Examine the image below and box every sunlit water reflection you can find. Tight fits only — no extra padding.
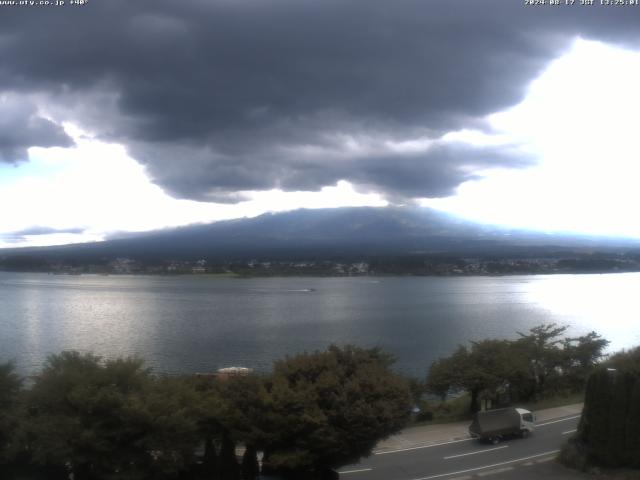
[0,272,638,377]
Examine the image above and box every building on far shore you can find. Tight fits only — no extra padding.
[195,366,253,381]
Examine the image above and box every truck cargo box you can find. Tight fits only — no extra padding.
[469,407,534,443]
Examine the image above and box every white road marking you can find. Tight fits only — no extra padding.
[536,415,581,427]
[409,450,561,480]
[562,429,577,435]
[477,466,514,476]
[375,438,473,455]
[444,445,508,460]
[338,468,373,474]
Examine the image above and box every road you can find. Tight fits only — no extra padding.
[338,414,581,480]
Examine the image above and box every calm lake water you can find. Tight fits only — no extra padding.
[1,272,639,377]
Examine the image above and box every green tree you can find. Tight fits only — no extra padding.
[23,351,204,480]
[25,352,150,479]
[216,375,270,480]
[515,323,568,399]
[607,346,640,373]
[425,348,466,401]
[560,331,610,392]
[261,345,411,478]
[134,375,202,479]
[427,324,608,410]
[406,377,426,407]
[189,375,226,480]
[426,340,525,413]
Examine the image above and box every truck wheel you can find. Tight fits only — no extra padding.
[521,429,529,439]
[490,436,500,445]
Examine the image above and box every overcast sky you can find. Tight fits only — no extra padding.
[1,0,640,247]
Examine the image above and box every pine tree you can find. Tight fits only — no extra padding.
[577,356,640,468]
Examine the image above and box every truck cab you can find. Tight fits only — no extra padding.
[514,407,536,438]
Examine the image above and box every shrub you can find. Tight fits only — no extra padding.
[415,410,434,422]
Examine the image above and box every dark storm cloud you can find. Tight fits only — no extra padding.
[1,0,638,200]
[0,97,73,163]
[344,143,533,203]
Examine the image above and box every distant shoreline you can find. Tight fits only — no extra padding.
[2,269,640,278]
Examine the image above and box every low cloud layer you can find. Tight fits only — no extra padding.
[1,1,639,201]
[0,226,85,244]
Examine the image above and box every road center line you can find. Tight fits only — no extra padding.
[562,429,578,435]
[536,415,581,427]
[444,445,508,460]
[338,468,373,474]
[375,438,473,455]
[409,449,561,480]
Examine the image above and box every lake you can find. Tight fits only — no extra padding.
[1,272,639,378]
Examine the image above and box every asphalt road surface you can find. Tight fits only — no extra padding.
[339,414,581,480]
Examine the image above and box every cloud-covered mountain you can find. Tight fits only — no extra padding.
[3,207,639,261]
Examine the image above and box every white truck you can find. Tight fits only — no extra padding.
[469,407,535,444]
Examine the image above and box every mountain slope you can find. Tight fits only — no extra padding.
[2,207,639,261]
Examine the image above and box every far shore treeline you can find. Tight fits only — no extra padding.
[0,325,623,480]
[4,250,640,277]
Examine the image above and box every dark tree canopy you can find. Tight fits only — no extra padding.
[262,345,411,475]
[23,352,201,480]
[0,346,413,479]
